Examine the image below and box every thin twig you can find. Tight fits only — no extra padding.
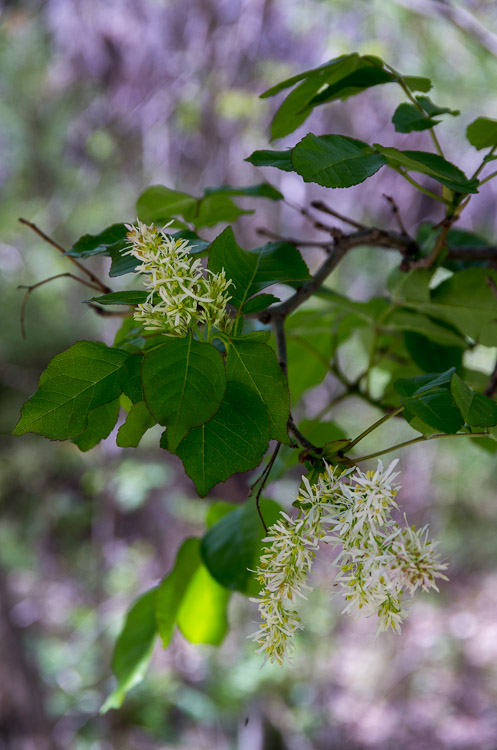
[311,200,367,230]
[18,217,112,293]
[383,194,408,235]
[87,303,130,318]
[272,315,288,375]
[18,273,102,338]
[287,417,321,453]
[354,431,490,463]
[250,442,282,532]
[256,227,334,249]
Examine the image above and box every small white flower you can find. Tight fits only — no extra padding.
[250,459,448,664]
[125,220,233,337]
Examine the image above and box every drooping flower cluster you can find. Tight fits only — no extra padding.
[251,460,447,665]
[125,221,233,337]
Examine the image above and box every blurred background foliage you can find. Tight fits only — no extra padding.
[2,0,497,748]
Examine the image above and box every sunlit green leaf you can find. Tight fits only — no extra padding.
[155,538,201,648]
[117,401,156,448]
[292,134,386,188]
[177,564,231,645]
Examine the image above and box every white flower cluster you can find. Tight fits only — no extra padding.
[125,221,233,337]
[251,460,447,665]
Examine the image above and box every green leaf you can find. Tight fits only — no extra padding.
[155,538,201,648]
[286,309,336,402]
[411,268,497,343]
[308,63,394,107]
[88,291,149,306]
[72,398,120,451]
[260,53,360,98]
[226,341,290,443]
[120,354,144,403]
[267,55,362,139]
[201,498,281,596]
[173,381,270,496]
[245,149,294,172]
[374,145,479,194]
[208,227,310,309]
[101,588,157,712]
[203,183,283,201]
[142,338,227,453]
[415,96,459,118]
[14,342,128,440]
[194,192,253,229]
[171,230,210,256]
[116,401,156,448]
[64,223,137,277]
[387,310,466,347]
[403,76,432,93]
[242,294,280,314]
[450,373,497,427]
[403,389,463,433]
[394,368,456,398]
[177,564,231,645]
[404,332,463,374]
[137,185,197,223]
[392,103,439,133]
[292,134,387,188]
[466,117,497,150]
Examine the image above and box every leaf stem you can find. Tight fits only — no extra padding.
[395,168,450,204]
[347,406,405,450]
[353,431,490,463]
[478,169,497,187]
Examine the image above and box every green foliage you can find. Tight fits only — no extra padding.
[142,338,227,452]
[14,49,497,706]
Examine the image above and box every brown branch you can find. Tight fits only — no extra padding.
[18,273,102,338]
[287,417,320,453]
[271,315,288,376]
[87,303,130,318]
[256,227,334,250]
[383,194,408,236]
[19,218,112,293]
[311,200,367,230]
[249,442,282,533]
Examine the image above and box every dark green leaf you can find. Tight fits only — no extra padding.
[120,354,144,403]
[173,381,270,496]
[260,53,360,98]
[394,368,456,398]
[268,55,362,139]
[101,588,157,712]
[117,401,156,448]
[142,338,226,452]
[72,398,120,452]
[415,96,459,118]
[226,341,290,443]
[208,227,310,309]
[392,103,439,133]
[177,563,231,645]
[203,183,283,201]
[286,309,336,402]
[64,224,137,277]
[309,64,394,107]
[14,342,128,440]
[242,294,280,314]
[170,230,210,255]
[201,498,281,595]
[466,117,497,150]
[403,389,463,433]
[155,538,201,648]
[292,134,387,188]
[245,149,294,172]
[88,291,149,306]
[374,145,479,193]
[450,373,497,427]
[404,332,463,374]
[387,310,466,347]
[136,185,197,223]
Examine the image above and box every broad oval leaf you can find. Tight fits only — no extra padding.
[137,185,197,223]
[116,401,156,448]
[450,373,497,427]
[101,588,157,712]
[402,388,463,434]
[177,563,231,645]
[72,398,120,452]
[201,498,281,595]
[245,149,293,172]
[173,381,270,496]
[374,145,479,194]
[292,134,387,188]
[392,103,439,133]
[226,340,290,443]
[155,538,201,648]
[14,342,128,440]
[142,338,227,453]
[466,117,497,150]
[208,227,310,310]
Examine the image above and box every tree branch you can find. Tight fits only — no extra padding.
[19,218,112,294]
